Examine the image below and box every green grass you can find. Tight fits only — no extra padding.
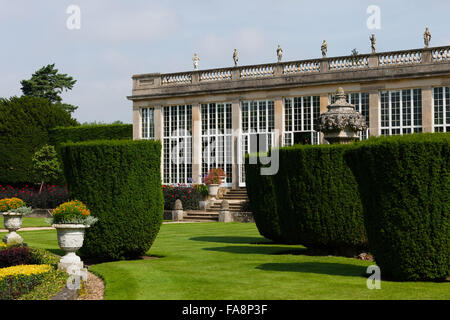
[0,217,49,228]
[4,223,449,300]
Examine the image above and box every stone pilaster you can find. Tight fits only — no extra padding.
[369,91,380,137]
[191,104,202,184]
[154,106,163,141]
[274,98,283,147]
[319,94,329,143]
[422,86,433,133]
[132,105,141,140]
[231,100,241,189]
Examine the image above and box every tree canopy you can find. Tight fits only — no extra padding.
[20,64,78,114]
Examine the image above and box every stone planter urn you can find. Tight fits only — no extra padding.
[207,184,220,199]
[53,224,88,272]
[2,212,24,245]
[317,87,368,144]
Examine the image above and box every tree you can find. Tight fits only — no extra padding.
[20,64,78,114]
[0,96,78,184]
[32,145,63,193]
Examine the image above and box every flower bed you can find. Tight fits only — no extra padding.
[0,244,67,300]
[162,184,207,210]
[0,264,52,300]
[0,184,68,209]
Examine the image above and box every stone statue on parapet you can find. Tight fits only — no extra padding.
[233,49,238,67]
[370,34,376,54]
[424,27,431,48]
[193,53,199,70]
[321,40,328,58]
[277,45,283,62]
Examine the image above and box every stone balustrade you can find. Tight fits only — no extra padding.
[328,55,369,71]
[240,64,274,79]
[432,47,450,62]
[131,45,450,92]
[282,59,321,74]
[378,49,422,66]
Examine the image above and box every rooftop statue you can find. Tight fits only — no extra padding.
[424,27,431,48]
[370,34,376,54]
[233,49,238,67]
[321,40,328,58]
[193,53,199,70]
[277,45,283,62]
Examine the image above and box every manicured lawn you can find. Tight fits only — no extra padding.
[3,223,449,300]
[1,217,49,228]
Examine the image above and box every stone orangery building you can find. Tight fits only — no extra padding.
[128,38,450,189]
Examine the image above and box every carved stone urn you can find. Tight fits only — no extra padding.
[2,212,24,245]
[318,88,368,144]
[207,184,220,199]
[53,224,88,272]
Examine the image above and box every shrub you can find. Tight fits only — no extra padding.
[0,264,52,300]
[245,144,367,253]
[60,139,164,260]
[245,157,283,242]
[49,124,132,146]
[32,145,63,190]
[0,246,31,268]
[0,96,77,184]
[162,185,204,210]
[28,248,61,268]
[346,133,450,281]
[0,184,68,209]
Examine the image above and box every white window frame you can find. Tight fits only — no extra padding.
[141,108,155,140]
[433,87,450,132]
[283,96,321,146]
[162,105,192,185]
[201,103,233,186]
[380,89,422,136]
[239,100,275,187]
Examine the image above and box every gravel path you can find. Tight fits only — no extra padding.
[77,271,105,300]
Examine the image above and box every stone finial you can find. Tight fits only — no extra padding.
[321,40,328,58]
[174,199,183,210]
[370,34,376,54]
[220,200,229,210]
[424,27,431,48]
[233,49,238,67]
[277,45,283,63]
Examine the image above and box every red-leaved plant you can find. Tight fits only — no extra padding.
[203,168,226,185]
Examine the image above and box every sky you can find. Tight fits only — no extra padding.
[0,0,449,124]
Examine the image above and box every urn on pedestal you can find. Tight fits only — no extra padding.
[317,88,368,144]
[0,198,32,245]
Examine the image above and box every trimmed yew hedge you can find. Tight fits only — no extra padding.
[60,139,163,260]
[246,145,367,253]
[245,156,283,243]
[346,133,449,281]
[50,124,132,146]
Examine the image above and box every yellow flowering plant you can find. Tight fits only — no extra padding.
[0,264,52,280]
[0,198,26,212]
[48,200,98,226]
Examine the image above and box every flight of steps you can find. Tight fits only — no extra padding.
[183,188,248,222]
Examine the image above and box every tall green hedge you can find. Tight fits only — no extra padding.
[245,144,367,253]
[49,124,132,146]
[60,139,163,260]
[0,96,78,184]
[346,133,449,281]
[245,156,283,243]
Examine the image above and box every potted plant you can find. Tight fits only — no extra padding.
[46,200,98,272]
[204,168,226,199]
[194,184,209,210]
[0,198,32,245]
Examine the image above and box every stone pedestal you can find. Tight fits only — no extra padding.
[53,224,87,273]
[172,199,184,221]
[218,200,233,223]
